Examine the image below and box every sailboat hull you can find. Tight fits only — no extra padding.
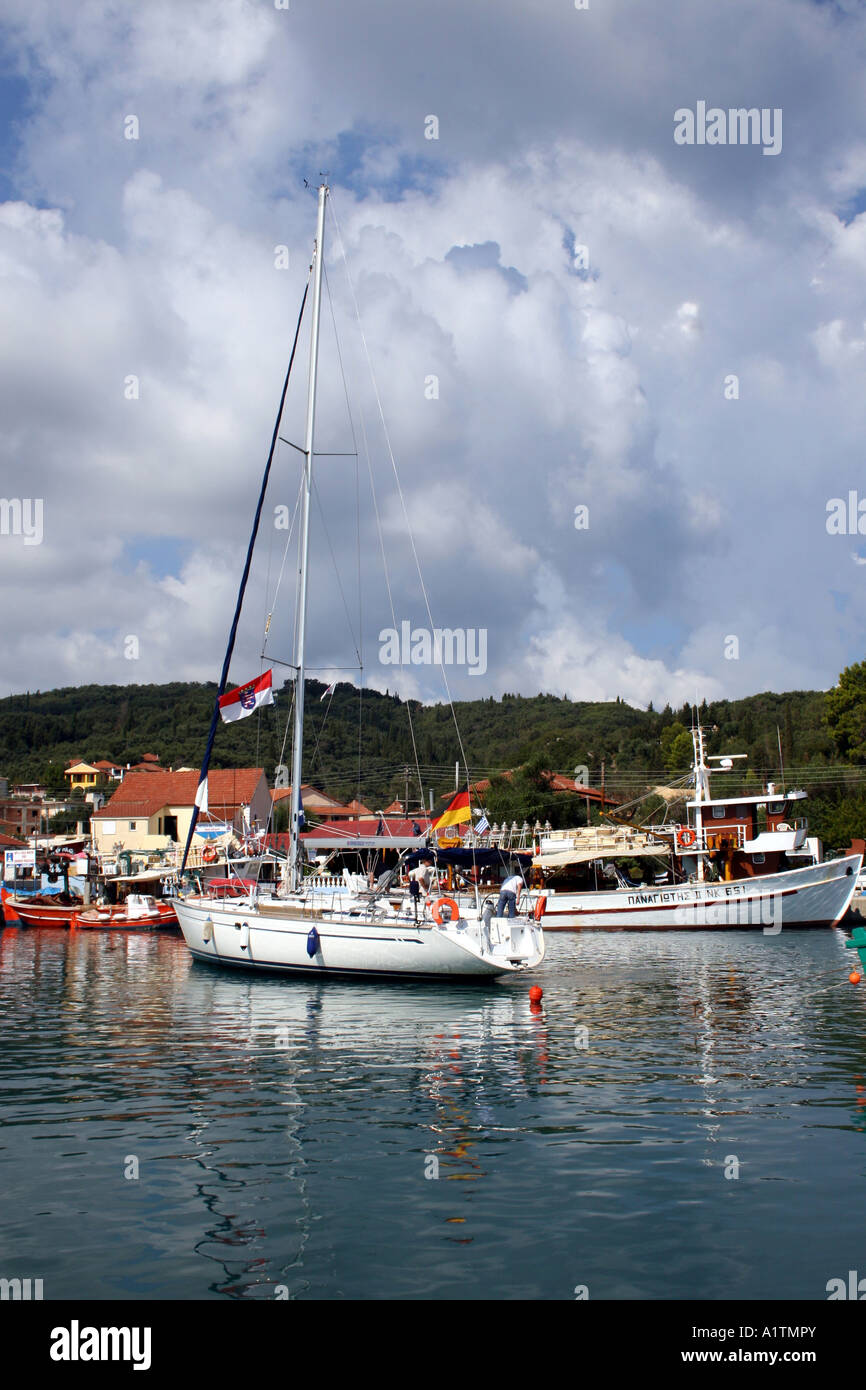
[174,896,545,979]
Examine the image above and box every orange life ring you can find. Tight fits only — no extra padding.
[534,895,547,921]
[202,846,218,863]
[677,828,696,849]
[432,896,459,926]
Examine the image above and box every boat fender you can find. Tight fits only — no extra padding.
[432,897,459,926]
[306,926,320,958]
[677,828,696,849]
[202,917,214,943]
[534,895,547,921]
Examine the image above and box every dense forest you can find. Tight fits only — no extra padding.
[2,666,866,848]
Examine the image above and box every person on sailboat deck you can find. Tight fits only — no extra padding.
[409,858,434,919]
[496,871,523,918]
[409,859,434,892]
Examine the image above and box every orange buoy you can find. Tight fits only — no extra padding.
[529,985,543,1003]
[851,972,861,985]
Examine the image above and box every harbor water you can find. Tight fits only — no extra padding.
[2,925,865,1301]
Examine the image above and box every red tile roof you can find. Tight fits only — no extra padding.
[270,783,345,806]
[470,770,618,804]
[92,768,266,819]
[269,787,377,817]
[300,815,431,839]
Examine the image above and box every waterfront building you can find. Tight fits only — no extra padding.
[90,767,270,853]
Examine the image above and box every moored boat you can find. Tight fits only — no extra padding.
[1,888,83,928]
[71,894,178,930]
[174,184,545,981]
[533,725,862,931]
[174,892,542,978]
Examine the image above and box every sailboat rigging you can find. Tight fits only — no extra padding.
[174,183,545,980]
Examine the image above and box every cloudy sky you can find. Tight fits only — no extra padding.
[1,0,866,709]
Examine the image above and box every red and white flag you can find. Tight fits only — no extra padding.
[218,670,274,724]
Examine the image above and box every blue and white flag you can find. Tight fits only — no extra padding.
[474,814,490,836]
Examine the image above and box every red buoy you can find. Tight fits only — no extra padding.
[529,985,543,1003]
[851,972,861,985]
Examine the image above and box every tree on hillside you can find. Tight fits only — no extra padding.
[825,662,866,763]
[660,722,693,772]
[41,761,67,796]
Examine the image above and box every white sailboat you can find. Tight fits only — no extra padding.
[174,184,544,980]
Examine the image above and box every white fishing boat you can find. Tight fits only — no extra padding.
[534,725,861,931]
[174,184,544,980]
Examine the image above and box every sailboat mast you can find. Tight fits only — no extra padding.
[290,182,328,892]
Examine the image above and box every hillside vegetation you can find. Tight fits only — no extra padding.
[1,667,865,847]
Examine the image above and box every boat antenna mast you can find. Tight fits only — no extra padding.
[289,182,329,893]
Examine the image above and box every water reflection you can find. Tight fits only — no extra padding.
[3,926,866,1298]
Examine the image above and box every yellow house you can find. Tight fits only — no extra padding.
[90,767,270,853]
[65,762,100,791]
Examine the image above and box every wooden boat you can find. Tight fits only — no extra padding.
[71,894,178,930]
[1,888,83,928]
[533,726,862,930]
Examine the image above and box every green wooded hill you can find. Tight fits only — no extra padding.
[2,674,866,845]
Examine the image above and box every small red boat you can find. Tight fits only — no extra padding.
[1,888,83,928]
[71,895,178,930]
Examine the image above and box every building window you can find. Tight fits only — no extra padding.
[129,822,137,830]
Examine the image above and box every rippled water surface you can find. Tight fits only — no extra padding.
[2,925,866,1300]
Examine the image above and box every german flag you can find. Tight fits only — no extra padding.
[432,789,472,831]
